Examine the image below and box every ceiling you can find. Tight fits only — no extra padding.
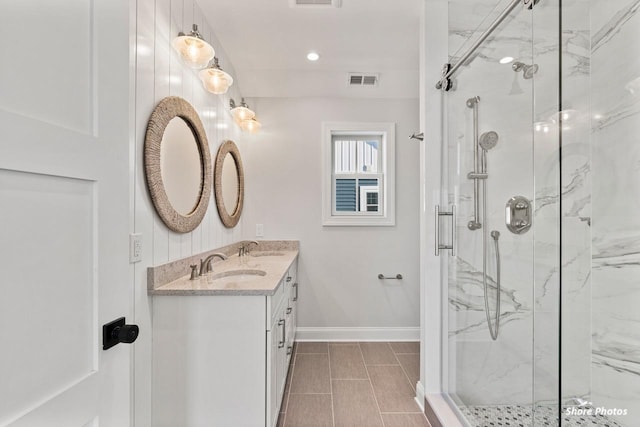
[201,0,422,99]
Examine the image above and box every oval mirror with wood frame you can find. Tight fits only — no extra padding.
[144,96,212,233]
[214,140,244,228]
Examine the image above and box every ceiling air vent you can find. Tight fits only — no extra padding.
[290,0,342,7]
[348,73,379,87]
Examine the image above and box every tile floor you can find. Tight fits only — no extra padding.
[277,342,430,427]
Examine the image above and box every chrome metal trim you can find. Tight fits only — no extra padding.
[435,205,440,256]
[467,97,482,230]
[409,132,424,141]
[278,319,286,348]
[506,196,532,234]
[377,274,403,280]
[435,205,455,256]
[466,172,488,179]
[435,0,525,90]
[451,205,456,257]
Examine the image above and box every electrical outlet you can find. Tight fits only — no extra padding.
[129,233,142,263]
[256,224,264,238]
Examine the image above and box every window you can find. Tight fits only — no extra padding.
[322,122,395,226]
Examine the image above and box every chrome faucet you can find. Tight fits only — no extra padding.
[239,240,259,257]
[246,240,259,254]
[199,252,227,276]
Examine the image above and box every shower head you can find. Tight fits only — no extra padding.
[512,61,539,79]
[479,131,499,151]
[523,64,538,79]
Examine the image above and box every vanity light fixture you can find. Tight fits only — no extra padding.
[240,117,262,134]
[229,98,255,122]
[171,24,215,69]
[199,57,234,94]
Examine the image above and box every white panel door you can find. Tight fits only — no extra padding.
[0,1,132,426]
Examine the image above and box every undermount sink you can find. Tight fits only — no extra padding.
[210,269,267,282]
[250,251,285,257]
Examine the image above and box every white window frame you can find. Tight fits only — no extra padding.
[321,122,396,226]
[360,185,380,212]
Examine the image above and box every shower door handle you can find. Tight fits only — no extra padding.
[435,205,456,256]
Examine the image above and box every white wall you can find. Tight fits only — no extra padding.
[241,97,420,338]
[133,0,247,425]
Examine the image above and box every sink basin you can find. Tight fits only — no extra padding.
[210,269,266,283]
[250,251,285,257]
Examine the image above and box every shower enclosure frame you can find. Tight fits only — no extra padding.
[419,0,565,426]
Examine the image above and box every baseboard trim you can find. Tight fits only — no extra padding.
[295,327,420,342]
[415,381,426,411]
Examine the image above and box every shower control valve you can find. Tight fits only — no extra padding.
[506,196,532,235]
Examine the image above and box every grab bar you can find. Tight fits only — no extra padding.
[378,274,403,280]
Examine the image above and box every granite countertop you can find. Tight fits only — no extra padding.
[149,248,298,296]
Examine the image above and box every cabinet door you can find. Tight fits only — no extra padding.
[276,309,288,398]
[267,323,279,427]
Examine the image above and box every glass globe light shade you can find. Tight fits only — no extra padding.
[231,98,255,122]
[171,24,215,69]
[240,118,262,134]
[199,58,234,94]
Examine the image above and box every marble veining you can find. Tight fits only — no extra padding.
[535,162,590,215]
[442,1,640,421]
[590,0,640,420]
[593,97,640,131]
[592,0,640,53]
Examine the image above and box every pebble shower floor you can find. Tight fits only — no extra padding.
[460,405,623,427]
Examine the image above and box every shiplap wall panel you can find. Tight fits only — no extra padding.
[134,0,247,425]
[153,0,171,264]
[133,0,157,426]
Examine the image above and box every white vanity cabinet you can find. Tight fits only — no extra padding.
[152,256,298,427]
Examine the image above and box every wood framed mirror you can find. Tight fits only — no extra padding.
[144,96,212,233]
[214,140,244,228]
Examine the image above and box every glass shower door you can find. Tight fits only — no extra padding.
[438,0,561,425]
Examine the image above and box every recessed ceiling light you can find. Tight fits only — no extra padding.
[499,56,514,64]
[307,52,320,61]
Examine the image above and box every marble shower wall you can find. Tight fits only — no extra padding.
[590,0,640,423]
[446,0,537,406]
[443,0,640,423]
[558,0,593,407]
[444,0,592,409]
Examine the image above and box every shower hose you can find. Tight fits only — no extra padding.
[482,178,501,341]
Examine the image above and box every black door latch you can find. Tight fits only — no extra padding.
[103,317,139,350]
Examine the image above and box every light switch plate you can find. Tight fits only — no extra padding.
[256,224,264,238]
[129,233,142,263]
